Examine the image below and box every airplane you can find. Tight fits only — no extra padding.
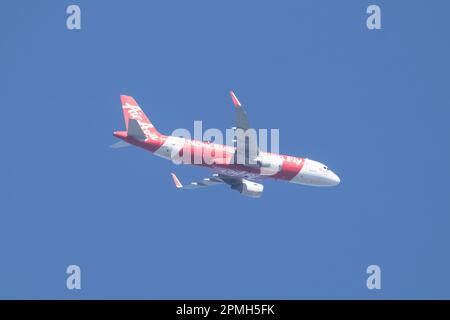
[112,92,340,198]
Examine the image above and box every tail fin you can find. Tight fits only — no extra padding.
[120,95,161,139]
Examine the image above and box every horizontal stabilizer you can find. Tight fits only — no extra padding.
[109,140,131,149]
[127,119,146,141]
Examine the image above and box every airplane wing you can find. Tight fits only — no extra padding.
[171,172,264,198]
[171,173,224,190]
[230,91,251,131]
[229,91,259,165]
[170,172,247,189]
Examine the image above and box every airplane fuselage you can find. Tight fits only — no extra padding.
[113,131,340,187]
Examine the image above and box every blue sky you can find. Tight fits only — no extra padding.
[1,0,449,299]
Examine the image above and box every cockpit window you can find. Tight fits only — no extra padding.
[323,166,328,170]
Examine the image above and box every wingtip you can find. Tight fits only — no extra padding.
[171,173,183,189]
[229,91,242,108]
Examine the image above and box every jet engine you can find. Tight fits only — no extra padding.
[231,179,264,198]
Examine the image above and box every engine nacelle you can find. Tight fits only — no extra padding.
[231,179,264,198]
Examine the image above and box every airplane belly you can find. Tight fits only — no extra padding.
[212,165,262,181]
[290,170,308,185]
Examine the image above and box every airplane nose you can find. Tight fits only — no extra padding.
[331,171,340,186]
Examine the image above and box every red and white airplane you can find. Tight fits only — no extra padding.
[112,92,340,198]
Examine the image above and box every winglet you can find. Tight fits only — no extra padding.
[171,173,183,189]
[230,91,242,108]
